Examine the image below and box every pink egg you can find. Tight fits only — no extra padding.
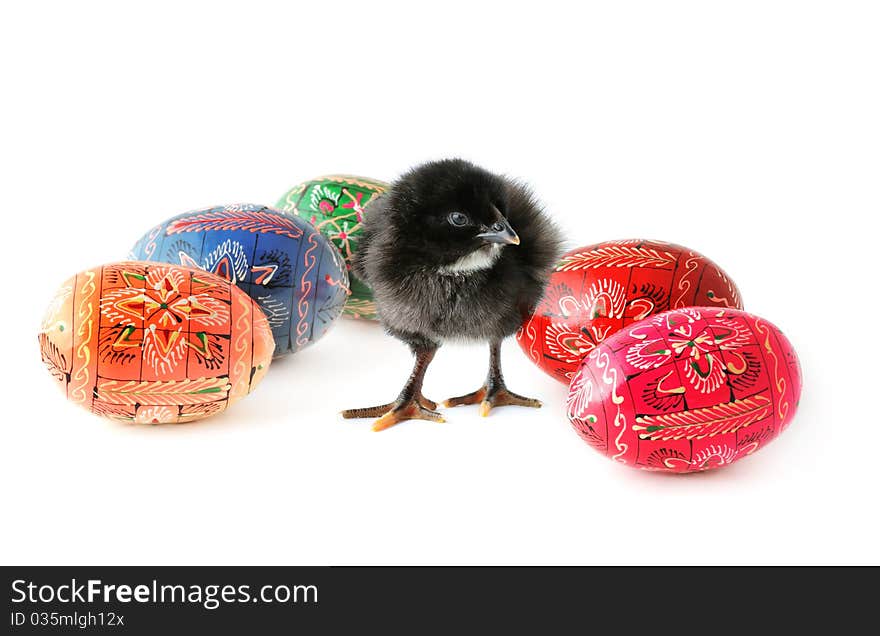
[566,307,801,472]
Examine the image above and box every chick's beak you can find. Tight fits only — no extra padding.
[477,219,520,245]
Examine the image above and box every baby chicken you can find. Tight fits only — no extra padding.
[342,159,563,431]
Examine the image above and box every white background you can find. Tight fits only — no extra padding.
[1,1,876,565]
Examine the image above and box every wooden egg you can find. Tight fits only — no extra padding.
[518,239,743,383]
[566,307,802,472]
[38,261,274,424]
[129,203,348,356]
[276,175,388,321]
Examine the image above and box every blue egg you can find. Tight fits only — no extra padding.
[129,203,348,356]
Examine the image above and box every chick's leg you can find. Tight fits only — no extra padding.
[443,340,542,417]
[341,346,443,431]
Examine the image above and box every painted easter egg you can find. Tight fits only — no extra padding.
[276,175,389,321]
[518,239,743,383]
[38,261,275,424]
[129,203,348,356]
[566,307,801,472]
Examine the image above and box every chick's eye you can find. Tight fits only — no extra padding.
[448,212,469,227]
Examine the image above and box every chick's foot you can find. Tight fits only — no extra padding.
[443,383,542,417]
[374,399,445,432]
[341,394,443,432]
[341,392,438,419]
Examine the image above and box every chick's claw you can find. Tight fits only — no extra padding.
[341,394,444,432]
[443,385,542,417]
[372,400,445,432]
[340,403,395,419]
[479,388,542,417]
[443,387,488,408]
[341,392,438,421]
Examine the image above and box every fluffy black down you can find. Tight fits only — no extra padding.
[353,159,564,350]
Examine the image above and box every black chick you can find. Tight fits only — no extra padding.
[341,159,564,431]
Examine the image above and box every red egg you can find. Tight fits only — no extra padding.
[566,307,802,472]
[518,239,743,383]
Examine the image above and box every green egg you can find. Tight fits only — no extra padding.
[277,175,388,321]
